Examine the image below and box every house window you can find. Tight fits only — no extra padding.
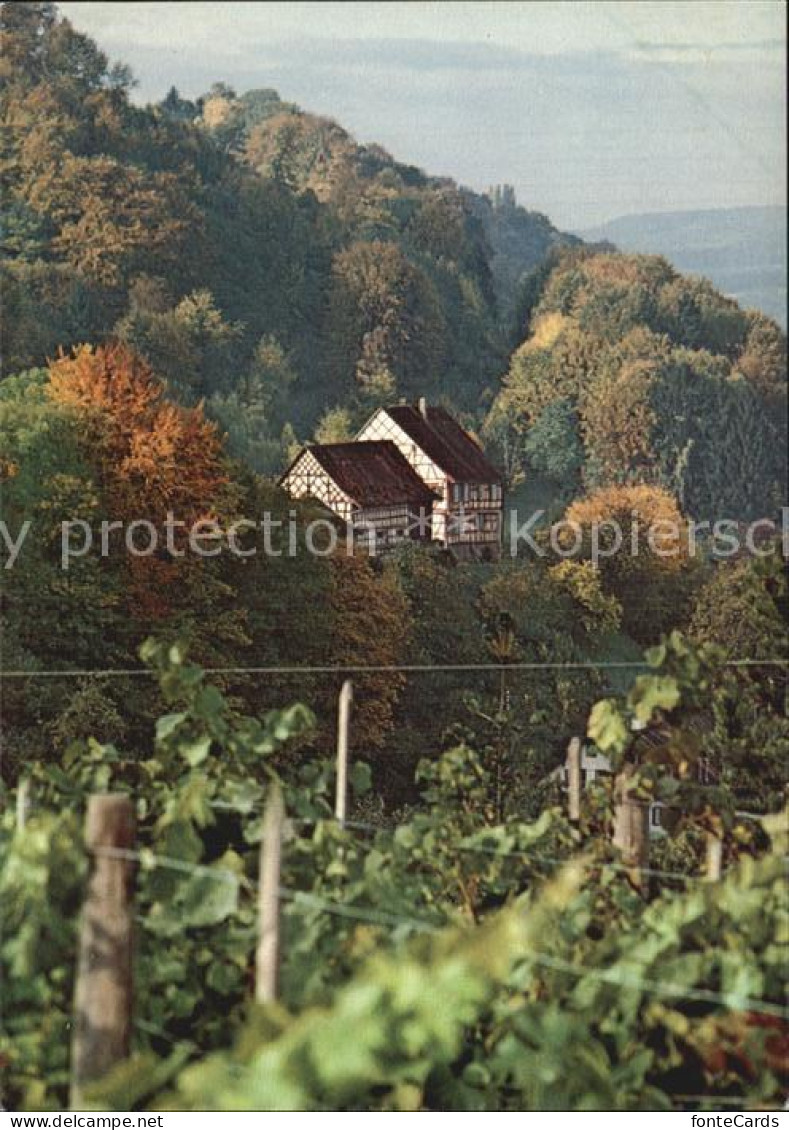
[650,806,662,828]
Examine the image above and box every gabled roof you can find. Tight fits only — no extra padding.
[385,404,502,484]
[289,441,438,509]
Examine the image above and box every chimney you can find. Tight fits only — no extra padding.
[418,396,428,419]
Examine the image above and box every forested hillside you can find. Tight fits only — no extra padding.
[581,207,787,329]
[2,0,787,793]
[3,5,784,505]
[485,249,787,523]
[0,3,575,475]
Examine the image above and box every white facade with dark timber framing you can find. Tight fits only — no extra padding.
[279,441,437,553]
[356,399,503,558]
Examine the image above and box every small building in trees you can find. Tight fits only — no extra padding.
[280,441,437,552]
[552,726,720,839]
[551,745,670,837]
[356,400,503,558]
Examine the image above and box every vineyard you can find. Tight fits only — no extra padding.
[2,634,787,1112]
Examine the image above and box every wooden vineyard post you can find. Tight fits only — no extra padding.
[567,737,582,823]
[705,833,723,882]
[256,783,284,1005]
[16,777,31,831]
[611,765,649,892]
[70,794,136,1109]
[335,679,353,827]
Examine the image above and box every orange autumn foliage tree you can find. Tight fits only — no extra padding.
[48,342,227,523]
[48,342,230,617]
[560,484,696,644]
[564,484,690,563]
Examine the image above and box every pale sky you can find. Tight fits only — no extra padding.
[59,1,786,229]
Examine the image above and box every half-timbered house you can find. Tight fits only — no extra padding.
[356,399,503,558]
[279,441,437,552]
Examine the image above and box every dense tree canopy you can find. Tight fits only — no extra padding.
[0,346,412,779]
[486,251,787,524]
[0,2,573,437]
[560,484,698,643]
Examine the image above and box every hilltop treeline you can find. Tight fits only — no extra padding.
[0,1,576,475]
[485,250,787,522]
[3,4,784,521]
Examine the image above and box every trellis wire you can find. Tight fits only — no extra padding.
[278,885,441,933]
[1,658,786,678]
[134,1017,197,1051]
[528,952,789,1020]
[214,807,771,885]
[93,844,789,1020]
[326,821,700,884]
[97,845,436,929]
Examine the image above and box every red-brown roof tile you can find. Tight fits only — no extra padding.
[305,441,438,508]
[386,404,501,483]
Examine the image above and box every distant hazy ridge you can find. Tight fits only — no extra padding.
[580,206,786,328]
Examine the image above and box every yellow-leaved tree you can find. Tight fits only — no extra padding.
[560,484,697,644]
